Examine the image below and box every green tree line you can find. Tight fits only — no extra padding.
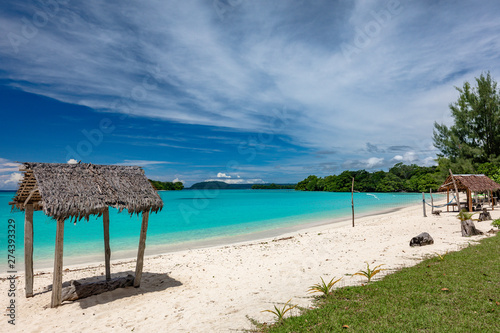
[295,163,442,193]
[149,180,184,191]
[252,183,296,189]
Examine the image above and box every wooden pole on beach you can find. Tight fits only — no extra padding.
[422,192,427,217]
[51,218,65,308]
[103,207,111,281]
[447,189,450,212]
[449,169,460,211]
[24,204,34,298]
[351,177,355,227]
[134,210,149,288]
[430,189,434,214]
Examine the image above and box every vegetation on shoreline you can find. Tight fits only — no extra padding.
[149,179,184,191]
[252,184,296,190]
[254,234,500,332]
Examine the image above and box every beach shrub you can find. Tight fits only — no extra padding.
[353,263,385,283]
[492,218,500,229]
[262,299,297,323]
[456,209,478,222]
[308,277,342,297]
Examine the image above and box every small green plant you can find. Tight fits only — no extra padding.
[456,209,478,222]
[353,262,385,283]
[434,251,449,261]
[492,218,500,229]
[262,299,297,322]
[308,276,342,296]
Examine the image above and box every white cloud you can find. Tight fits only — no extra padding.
[67,159,78,164]
[366,157,384,168]
[5,172,22,184]
[173,177,184,184]
[217,172,231,178]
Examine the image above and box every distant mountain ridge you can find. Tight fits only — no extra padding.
[188,181,296,190]
[188,181,254,189]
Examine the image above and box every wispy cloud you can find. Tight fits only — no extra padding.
[115,160,176,167]
[0,1,498,184]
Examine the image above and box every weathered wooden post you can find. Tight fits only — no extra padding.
[430,189,434,215]
[351,177,355,227]
[449,169,460,211]
[24,203,34,298]
[51,218,65,308]
[134,210,149,288]
[422,192,427,217]
[103,207,111,281]
[447,189,450,212]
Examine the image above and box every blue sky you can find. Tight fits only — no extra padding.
[1,0,499,188]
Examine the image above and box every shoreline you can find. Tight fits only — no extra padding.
[30,204,408,271]
[3,200,496,332]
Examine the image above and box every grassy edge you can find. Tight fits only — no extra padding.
[251,233,500,332]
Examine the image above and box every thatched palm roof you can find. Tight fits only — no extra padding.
[438,174,500,193]
[10,162,163,221]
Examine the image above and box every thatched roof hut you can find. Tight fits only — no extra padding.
[438,174,500,212]
[438,174,500,193]
[11,162,163,221]
[10,162,164,307]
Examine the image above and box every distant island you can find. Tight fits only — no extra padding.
[251,183,296,189]
[188,181,296,190]
[189,181,254,190]
[149,180,184,191]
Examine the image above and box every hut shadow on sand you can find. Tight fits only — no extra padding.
[9,162,164,308]
[37,271,182,309]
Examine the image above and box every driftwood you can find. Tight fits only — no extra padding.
[478,208,492,221]
[61,274,134,302]
[432,210,442,216]
[461,220,483,237]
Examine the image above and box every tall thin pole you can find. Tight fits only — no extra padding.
[51,218,64,308]
[430,189,434,214]
[134,210,149,288]
[449,169,460,211]
[351,177,355,227]
[24,204,34,297]
[422,192,427,217]
[103,207,111,281]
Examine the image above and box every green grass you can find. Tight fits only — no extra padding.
[256,234,500,332]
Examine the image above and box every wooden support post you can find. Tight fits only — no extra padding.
[422,192,427,217]
[449,170,460,211]
[447,189,450,212]
[103,208,111,281]
[51,218,65,308]
[351,177,355,228]
[430,189,434,214]
[134,210,149,288]
[491,190,495,211]
[24,204,34,298]
[467,189,472,212]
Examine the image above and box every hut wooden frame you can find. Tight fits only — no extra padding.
[9,162,163,307]
[438,174,500,212]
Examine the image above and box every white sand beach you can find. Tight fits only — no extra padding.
[2,203,498,332]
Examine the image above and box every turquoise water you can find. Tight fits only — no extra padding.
[0,190,441,268]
